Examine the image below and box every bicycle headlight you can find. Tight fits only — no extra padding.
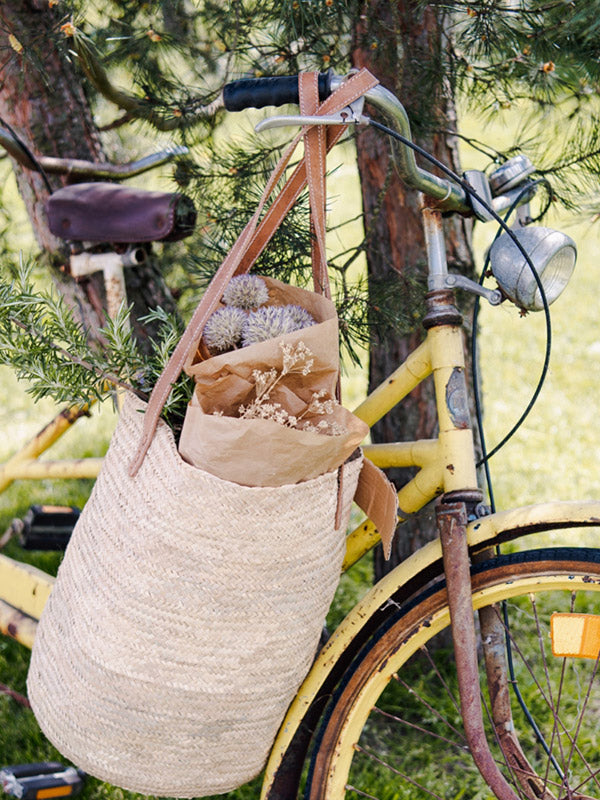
[489,227,577,311]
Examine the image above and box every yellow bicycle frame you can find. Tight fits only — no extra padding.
[260,307,600,798]
[0,400,103,493]
[344,321,478,570]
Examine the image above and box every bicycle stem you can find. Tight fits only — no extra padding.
[422,200,502,304]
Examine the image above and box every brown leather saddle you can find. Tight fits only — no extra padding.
[46,182,196,244]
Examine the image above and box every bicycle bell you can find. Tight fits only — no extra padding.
[489,155,535,195]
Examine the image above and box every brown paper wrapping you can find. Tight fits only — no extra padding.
[178,277,369,487]
[179,394,367,486]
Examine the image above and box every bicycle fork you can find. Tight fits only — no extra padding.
[438,502,521,800]
[438,501,554,800]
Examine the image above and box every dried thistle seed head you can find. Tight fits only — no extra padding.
[203,306,247,351]
[222,275,269,310]
[284,304,315,330]
[242,305,301,346]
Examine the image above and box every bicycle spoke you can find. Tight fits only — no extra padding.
[500,594,600,796]
[573,765,600,797]
[529,594,568,791]
[501,606,577,746]
[353,745,446,800]
[561,653,600,795]
[548,656,569,796]
[419,644,462,716]
[480,681,523,794]
[393,670,465,742]
[372,706,467,752]
[375,690,567,796]
[345,787,381,800]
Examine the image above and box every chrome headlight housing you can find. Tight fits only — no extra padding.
[489,227,577,311]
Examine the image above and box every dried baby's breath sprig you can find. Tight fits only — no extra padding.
[251,367,278,399]
[305,389,337,416]
[222,275,270,309]
[281,340,314,375]
[239,341,314,414]
[302,418,347,436]
[237,342,345,436]
[239,401,299,428]
[296,389,346,436]
[203,306,246,351]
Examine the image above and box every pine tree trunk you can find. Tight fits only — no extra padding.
[352,1,475,577]
[0,0,176,349]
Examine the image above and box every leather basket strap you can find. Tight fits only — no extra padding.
[130,68,379,476]
[300,72,329,298]
[235,68,379,278]
[128,128,304,476]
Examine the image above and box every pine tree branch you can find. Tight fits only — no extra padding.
[97,111,137,132]
[70,30,224,131]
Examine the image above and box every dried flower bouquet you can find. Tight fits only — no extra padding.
[178,275,368,487]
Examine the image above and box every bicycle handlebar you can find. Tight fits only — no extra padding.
[1,68,484,215]
[223,72,333,111]
[0,126,188,180]
[222,73,470,213]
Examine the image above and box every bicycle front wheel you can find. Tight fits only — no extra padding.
[307,548,600,800]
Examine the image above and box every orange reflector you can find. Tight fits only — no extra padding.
[37,787,73,800]
[550,613,600,659]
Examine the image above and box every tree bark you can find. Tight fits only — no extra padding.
[0,0,176,347]
[352,1,475,576]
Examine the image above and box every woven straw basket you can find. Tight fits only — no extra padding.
[28,394,362,797]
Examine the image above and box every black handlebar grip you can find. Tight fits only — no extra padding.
[223,72,333,111]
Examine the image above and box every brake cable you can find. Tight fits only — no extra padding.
[472,179,551,510]
[369,118,563,778]
[367,118,552,472]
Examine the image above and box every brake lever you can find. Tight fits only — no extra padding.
[255,96,367,133]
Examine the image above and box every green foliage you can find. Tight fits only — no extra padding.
[446,0,600,209]
[0,259,193,433]
[0,258,118,403]
[4,0,598,405]
[2,4,600,799]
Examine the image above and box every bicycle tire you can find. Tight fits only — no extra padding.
[306,547,600,800]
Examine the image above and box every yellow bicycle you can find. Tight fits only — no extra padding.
[2,72,600,800]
